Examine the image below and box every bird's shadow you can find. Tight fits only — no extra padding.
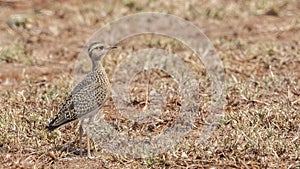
[49,140,92,158]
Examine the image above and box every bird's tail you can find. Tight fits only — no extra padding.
[46,124,59,131]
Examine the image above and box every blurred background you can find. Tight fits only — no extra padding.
[0,0,299,168]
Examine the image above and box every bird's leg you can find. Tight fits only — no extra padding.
[87,133,91,158]
[87,116,95,158]
[79,122,83,157]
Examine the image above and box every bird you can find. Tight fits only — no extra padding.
[47,42,116,158]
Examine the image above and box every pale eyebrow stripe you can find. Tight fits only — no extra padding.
[88,44,103,53]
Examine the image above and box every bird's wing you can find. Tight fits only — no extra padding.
[47,73,107,130]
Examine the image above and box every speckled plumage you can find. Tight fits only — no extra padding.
[47,42,113,131]
[47,65,110,131]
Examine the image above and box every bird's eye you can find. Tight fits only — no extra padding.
[97,46,104,50]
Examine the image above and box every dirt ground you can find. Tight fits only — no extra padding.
[0,0,299,168]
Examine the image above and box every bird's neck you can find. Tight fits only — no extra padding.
[92,60,108,78]
[92,60,110,88]
[92,60,102,70]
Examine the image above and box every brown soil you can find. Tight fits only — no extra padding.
[0,0,299,168]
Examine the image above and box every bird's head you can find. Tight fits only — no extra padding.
[88,42,117,62]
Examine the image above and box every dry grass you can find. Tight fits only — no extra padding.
[0,0,299,168]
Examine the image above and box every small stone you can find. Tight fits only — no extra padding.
[147,125,154,132]
[181,152,188,158]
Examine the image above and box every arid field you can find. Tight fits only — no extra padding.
[0,0,299,168]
